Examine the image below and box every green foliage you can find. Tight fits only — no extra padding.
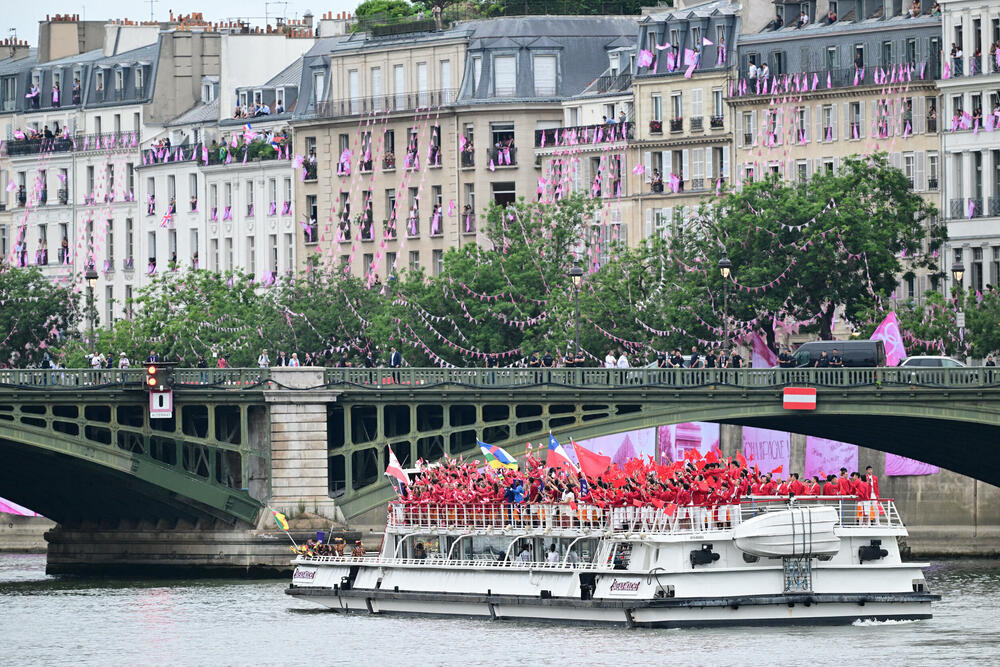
[354,0,419,20]
[0,266,80,367]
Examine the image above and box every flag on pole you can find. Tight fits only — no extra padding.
[272,509,290,531]
[546,434,578,473]
[385,446,410,485]
[571,439,611,479]
[870,311,907,366]
[478,441,519,470]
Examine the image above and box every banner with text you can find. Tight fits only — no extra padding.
[742,426,791,474]
[804,436,859,479]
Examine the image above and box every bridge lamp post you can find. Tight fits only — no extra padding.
[718,253,733,348]
[952,261,965,357]
[85,266,98,355]
[569,263,584,354]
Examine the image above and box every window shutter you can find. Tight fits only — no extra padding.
[722,145,730,181]
[664,150,673,176]
[804,106,811,142]
[645,208,653,238]
[891,152,902,170]
[494,56,516,97]
[693,148,704,181]
[681,149,690,181]
[705,147,714,184]
[533,55,556,96]
[915,151,926,191]
[830,102,838,141]
[643,151,652,183]
[815,105,822,143]
[665,207,673,237]
[692,88,703,117]
[833,156,840,173]
[737,113,744,147]
[914,96,925,134]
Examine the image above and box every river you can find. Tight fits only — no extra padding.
[1,554,998,665]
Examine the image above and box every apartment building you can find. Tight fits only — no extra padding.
[291,16,638,280]
[939,0,1000,292]
[731,0,944,300]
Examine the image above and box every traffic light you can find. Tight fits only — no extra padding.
[146,363,159,388]
[145,363,173,390]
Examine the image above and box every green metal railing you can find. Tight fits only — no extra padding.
[0,368,270,390]
[321,366,1000,389]
[1,366,997,391]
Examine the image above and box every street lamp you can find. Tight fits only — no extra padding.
[952,261,966,360]
[718,253,733,348]
[569,263,584,354]
[85,266,98,355]
[951,261,965,287]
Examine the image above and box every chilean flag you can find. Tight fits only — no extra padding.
[546,434,578,474]
[384,447,409,486]
[783,387,817,410]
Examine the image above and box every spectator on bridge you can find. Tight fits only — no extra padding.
[604,350,617,368]
[829,348,844,368]
[216,355,229,369]
[257,349,270,368]
[814,351,830,368]
[288,353,301,367]
[616,349,630,368]
[778,348,795,368]
[540,350,555,369]
[728,349,744,369]
[689,346,704,369]
[985,355,996,367]
[118,352,130,369]
[146,350,159,363]
[388,346,402,368]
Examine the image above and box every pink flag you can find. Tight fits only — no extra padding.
[827,71,832,88]
[637,49,654,68]
[967,199,975,218]
[702,37,714,46]
[632,164,645,175]
[750,333,778,368]
[5,181,14,192]
[870,311,907,366]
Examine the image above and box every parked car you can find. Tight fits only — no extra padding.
[898,356,966,368]
[792,340,886,367]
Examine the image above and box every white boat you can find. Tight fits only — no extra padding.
[285,497,939,627]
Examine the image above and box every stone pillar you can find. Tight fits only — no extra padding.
[719,424,741,458]
[263,368,342,523]
[789,432,807,473]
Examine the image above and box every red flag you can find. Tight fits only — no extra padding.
[384,447,409,486]
[698,481,709,492]
[664,503,677,516]
[572,440,612,479]
[736,452,747,467]
[705,450,719,464]
[771,465,784,474]
[632,499,643,507]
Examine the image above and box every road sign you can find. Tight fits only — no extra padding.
[956,311,966,328]
[150,389,173,419]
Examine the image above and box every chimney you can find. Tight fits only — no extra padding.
[303,10,314,28]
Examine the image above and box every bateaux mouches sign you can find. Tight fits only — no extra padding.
[607,579,642,595]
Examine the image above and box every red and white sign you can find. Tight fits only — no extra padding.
[150,389,174,419]
[782,387,817,410]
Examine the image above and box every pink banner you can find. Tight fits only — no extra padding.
[742,427,790,474]
[804,436,858,479]
[658,422,719,464]
[573,429,655,466]
[0,496,39,516]
[871,311,907,366]
[751,333,778,368]
[885,453,939,476]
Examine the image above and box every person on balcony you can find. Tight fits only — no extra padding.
[51,83,60,107]
[72,79,81,104]
[651,168,664,193]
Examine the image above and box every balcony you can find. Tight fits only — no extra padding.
[689,178,705,191]
[461,210,476,235]
[359,158,373,172]
[405,214,420,238]
[39,190,48,206]
[534,122,632,148]
[460,150,475,168]
[989,197,1000,217]
[928,177,939,190]
[927,117,938,133]
[304,163,318,181]
[303,221,319,244]
[969,198,984,218]
[360,217,374,241]
[57,188,68,205]
[949,199,964,219]
[487,146,517,167]
[102,258,115,275]
[743,133,753,145]
[669,118,683,133]
[649,120,663,134]
[587,72,632,94]
[689,117,703,131]
[383,218,397,239]
[382,154,396,171]
[733,61,941,97]
[316,89,456,118]
[710,115,724,129]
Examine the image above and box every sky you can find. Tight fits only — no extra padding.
[3,1,358,46]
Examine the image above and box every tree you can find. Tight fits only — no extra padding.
[354,0,419,20]
[0,267,80,367]
[101,270,274,366]
[664,154,942,351]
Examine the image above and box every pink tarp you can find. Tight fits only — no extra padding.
[885,454,939,476]
[804,436,859,479]
[742,427,791,473]
[0,497,39,516]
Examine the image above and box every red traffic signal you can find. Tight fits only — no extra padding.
[146,364,159,388]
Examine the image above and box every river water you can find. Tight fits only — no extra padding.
[1,554,998,666]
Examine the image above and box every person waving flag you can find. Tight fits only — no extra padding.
[546,433,578,474]
[478,441,519,471]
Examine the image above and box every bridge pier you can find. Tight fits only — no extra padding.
[262,369,342,524]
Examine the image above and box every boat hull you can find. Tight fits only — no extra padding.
[286,586,936,627]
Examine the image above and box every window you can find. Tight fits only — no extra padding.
[712,89,723,118]
[409,250,420,271]
[210,239,219,271]
[651,94,662,121]
[125,218,133,262]
[246,180,255,215]
[903,153,915,188]
[432,249,443,276]
[533,55,556,96]
[671,93,682,120]
[239,91,248,109]
[416,62,428,106]
[225,183,232,207]
[135,67,143,90]
[822,104,835,141]
[371,67,382,111]
[797,160,808,183]
[440,60,452,95]
[741,111,753,145]
[225,238,233,271]
[849,101,862,138]
[276,88,285,110]
[826,46,838,70]
[491,181,516,207]
[394,64,405,107]
[823,158,835,174]
[471,57,482,92]
[348,69,360,113]
[386,251,397,274]
[284,178,292,204]
[691,89,703,120]
[906,38,917,64]
[494,55,516,97]
[106,286,114,324]
[247,237,256,274]
[106,221,114,263]
[313,71,325,104]
[96,70,104,94]
[881,41,892,67]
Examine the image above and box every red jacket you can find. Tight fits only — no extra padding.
[822,481,838,495]
[788,479,805,496]
[853,479,870,500]
[866,474,880,499]
[836,476,853,495]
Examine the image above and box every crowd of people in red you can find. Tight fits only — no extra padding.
[400,448,881,511]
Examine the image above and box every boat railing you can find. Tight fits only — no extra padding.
[387,499,902,535]
[295,554,599,570]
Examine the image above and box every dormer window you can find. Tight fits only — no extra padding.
[96,71,104,92]
[239,91,248,108]
[115,69,124,91]
[135,67,144,91]
[276,88,285,109]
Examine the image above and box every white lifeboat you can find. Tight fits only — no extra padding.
[733,506,841,558]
